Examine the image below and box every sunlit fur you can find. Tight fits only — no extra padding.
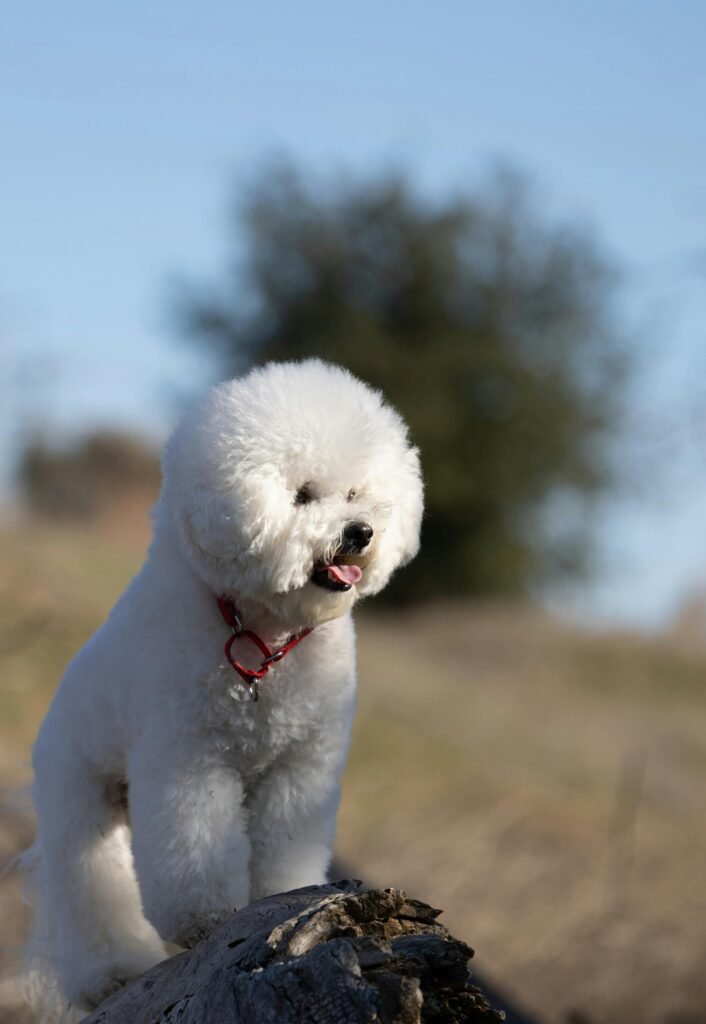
[22,359,423,1018]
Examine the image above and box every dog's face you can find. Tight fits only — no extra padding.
[161,360,423,627]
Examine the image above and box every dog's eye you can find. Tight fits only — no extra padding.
[347,488,356,502]
[294,484,315,506]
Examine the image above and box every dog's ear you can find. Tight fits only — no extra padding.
[177,501,214,566]
[169,466,288,569]
[389,444,424,568]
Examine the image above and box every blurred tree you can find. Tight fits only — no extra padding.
[178,162,626,602]
[19,431,160,521]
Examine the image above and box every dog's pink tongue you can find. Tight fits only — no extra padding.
[328,563,363,585]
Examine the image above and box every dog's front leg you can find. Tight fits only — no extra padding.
[128,744,250,948]
[246,745,343,902]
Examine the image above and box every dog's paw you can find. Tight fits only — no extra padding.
[173,908,235,949]
[63,944,165,1012]
[75,972,129,1012]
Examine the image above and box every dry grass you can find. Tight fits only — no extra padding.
[341,606,706,1024]
[1,517,705,1022]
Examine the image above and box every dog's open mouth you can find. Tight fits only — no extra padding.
[311,554,367,592]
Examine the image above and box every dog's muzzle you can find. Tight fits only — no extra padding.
[311,522,373,591]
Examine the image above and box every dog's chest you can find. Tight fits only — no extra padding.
[201,655,333,777]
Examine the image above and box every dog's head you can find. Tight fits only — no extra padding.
[161,360,423,627]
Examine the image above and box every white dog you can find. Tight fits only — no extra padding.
[24,359,423,1017]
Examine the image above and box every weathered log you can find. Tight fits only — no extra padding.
[83,880,505,1023]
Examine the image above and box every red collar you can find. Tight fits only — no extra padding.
[216,595,314,702]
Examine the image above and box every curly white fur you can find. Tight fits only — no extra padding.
[22,359,423,1018]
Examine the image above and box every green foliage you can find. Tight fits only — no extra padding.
[179,162,626,602]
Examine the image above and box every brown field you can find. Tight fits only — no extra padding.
[1,518,705,1023]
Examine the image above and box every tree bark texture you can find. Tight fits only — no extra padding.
[83,880,505,1024]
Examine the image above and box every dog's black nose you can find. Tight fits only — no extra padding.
[341,521,373,553]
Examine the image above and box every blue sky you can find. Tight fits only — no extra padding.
[2,1,706,627]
